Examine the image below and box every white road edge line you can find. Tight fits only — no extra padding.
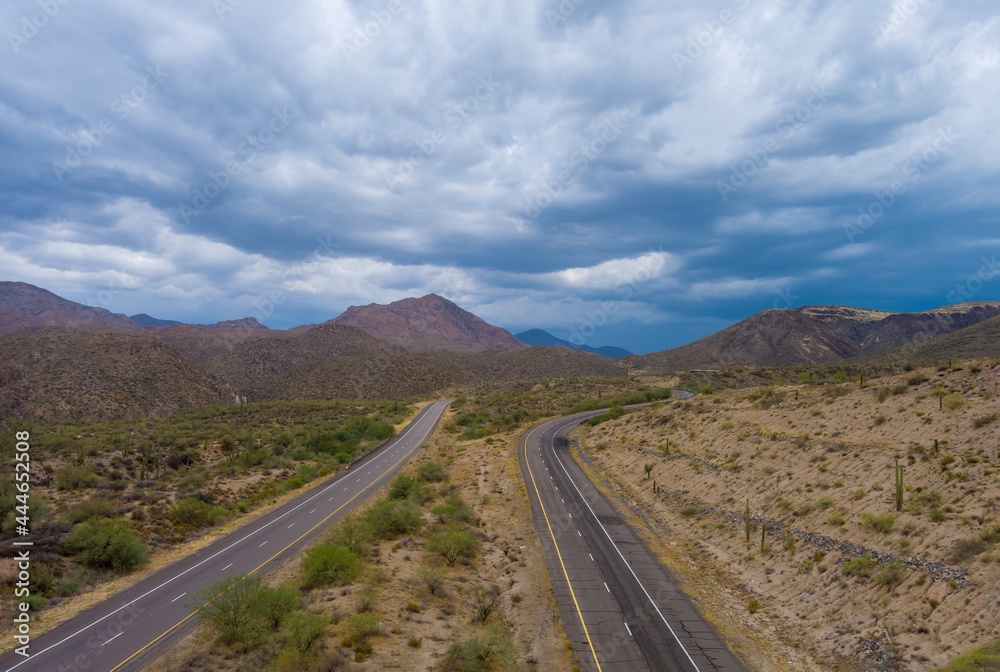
[0,401,448,672]
[548,414,702,672]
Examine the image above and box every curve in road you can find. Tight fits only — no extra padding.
[520,396,748,672]
[1,399,451,672]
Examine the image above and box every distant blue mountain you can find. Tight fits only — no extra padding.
[130,313,182,327]
[515,329,631,358]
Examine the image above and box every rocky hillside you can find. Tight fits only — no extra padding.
[636,302,1000,370]
[0,330,233,419]
[865,313,1000,363]
[0,281,139,335]
[331,294,526,353]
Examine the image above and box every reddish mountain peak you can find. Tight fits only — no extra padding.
[330,294,525,353]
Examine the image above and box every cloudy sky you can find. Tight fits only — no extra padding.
[1,0,998,353]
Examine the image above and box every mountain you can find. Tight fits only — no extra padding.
[0,331,233,419]
[330,294,526,353]
[0,281,139,335]
[515,329,632,358]
[198,317,268,330]
[130,313,182,327]
[863,313,1000,363]
[635,302,1000,370]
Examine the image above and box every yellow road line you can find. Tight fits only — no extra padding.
[523,422,603,672]
[110,404,442,672]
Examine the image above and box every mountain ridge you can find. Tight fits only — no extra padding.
[634,302,1000,370]
[515,328,632,358]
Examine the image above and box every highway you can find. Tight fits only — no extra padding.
[519,396,748,672]
[0,399,450,672]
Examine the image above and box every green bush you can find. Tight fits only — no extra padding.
[861,512,897,533]
[874,561,907,589]
[168,498,229,529]
[63,499,118,525]
[301,545,363,588]
[65,519,148,573]
[843,554,877,577]
[388,475,435,504]
[440,624,518,672]
[931,639,1000,672]
[431,495,476,525]
[360,499,422,540]
[55,464,100,490]
[426,528,479,566]
[417,461,449,482]
[192,575,299,650]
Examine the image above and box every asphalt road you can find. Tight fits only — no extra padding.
[519,395,748,672]
[1,399,450,672]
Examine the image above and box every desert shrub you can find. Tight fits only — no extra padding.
[951,524,1000,562]
[168,498,229,529]
[417,461,449,482]
[862,512,897,533]
[388,475,435,505]
[874,561,907,589]
[64,498,118,524]
[326,514,373,555]
[852,489,867,501]
[431,495,476,526]
[933,639,1000,672]
[426,528,480,566]
[420,566,445,595]
[192,575,298,650]
[843,555,877,577]
[282,610,328,651]
[944,393,965,410]
[826,511,846,526]
[440,624,518,672]
[816,496,834,510]
[301,545,363,588]
[910,488,942,513]
[296,464,318,483]
[56,464,100,490]
[973,414,998,429]
[360,499,422,540]
[907,374,929,386]
[472,585,501,623]
[65,519,148,573]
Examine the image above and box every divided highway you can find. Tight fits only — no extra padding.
[520,398,748,672]
[1,399,451,672]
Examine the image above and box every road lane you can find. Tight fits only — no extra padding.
[1,400,450,672]
[520,397,747,672]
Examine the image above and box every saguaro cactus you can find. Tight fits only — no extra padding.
[894,459,904,512]
[745,499,751,546]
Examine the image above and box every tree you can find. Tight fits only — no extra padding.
[427,528,479,566]
[191,575,299,649]
[643,463,654,479]
[192,575,267,648]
